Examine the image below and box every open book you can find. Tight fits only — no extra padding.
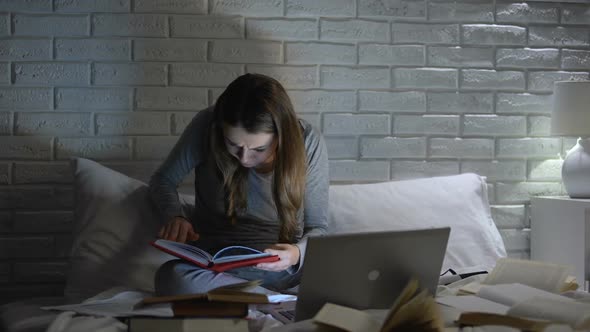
[151,239,279,272]
[312,279,444,332]
[456,258,578,296]
[483,258,578,293]
[437,258,590,330]
[438,283,590,330]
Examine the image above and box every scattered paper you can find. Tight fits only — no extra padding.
[42,287,296,318]
[42,290,173,317]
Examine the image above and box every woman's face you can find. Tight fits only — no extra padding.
[222,124,276,169]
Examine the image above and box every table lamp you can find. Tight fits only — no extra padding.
[551,80,590,198]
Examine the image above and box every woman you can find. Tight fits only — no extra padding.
[149,73,329,296]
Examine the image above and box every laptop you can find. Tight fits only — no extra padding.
[269,227,450,322]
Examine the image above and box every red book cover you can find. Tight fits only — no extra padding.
[150,239,280,273]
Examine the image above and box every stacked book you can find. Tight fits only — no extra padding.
[128,280,269,332]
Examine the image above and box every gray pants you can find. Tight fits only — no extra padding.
[155,259,300,296]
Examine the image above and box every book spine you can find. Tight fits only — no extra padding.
[172,301,249,318]
[151,242,210,269]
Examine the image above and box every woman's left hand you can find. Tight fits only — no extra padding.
[256,243,300,272]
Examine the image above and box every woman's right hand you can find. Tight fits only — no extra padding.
[158,216,200,243]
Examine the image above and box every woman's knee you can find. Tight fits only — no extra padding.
[154,259,189,295]
[155,259,223,295]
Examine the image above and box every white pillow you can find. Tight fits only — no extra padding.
[328,173,506,272]
[65,158,193,302]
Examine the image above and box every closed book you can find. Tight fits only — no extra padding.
[172,300,248,318]
[137,280,268,318]
[127,317,249,332]
[457,312,551,331]
[140,287,269,306]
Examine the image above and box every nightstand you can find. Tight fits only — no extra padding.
[530,196,590,291]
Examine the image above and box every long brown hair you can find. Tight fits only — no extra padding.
[210,73,306,243]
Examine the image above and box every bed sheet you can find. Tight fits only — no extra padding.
[3,274,488,332]
[1,297,65,332]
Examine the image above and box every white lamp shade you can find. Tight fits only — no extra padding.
[551,80,590,137]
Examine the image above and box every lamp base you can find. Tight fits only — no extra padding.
[562,137,590,198]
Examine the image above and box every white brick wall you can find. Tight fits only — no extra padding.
[0,0,588,303]
[172,15,242,38]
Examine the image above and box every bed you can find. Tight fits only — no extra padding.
[0,158,506,332]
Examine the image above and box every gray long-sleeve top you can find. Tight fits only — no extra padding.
[149,107,329,270]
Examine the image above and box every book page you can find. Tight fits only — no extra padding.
[477,283,573,307]
[153,240,211,264]
[212,245,272,264]
[485,258,570,293]
[508,297,590,329]
[43,290,174,317]
[457,282,483,295]
[313,302,381,332]
[436,295,509,315]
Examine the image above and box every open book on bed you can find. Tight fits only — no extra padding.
[437,258,590,330]
[438,282,590,330]
[150,239,279,272]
